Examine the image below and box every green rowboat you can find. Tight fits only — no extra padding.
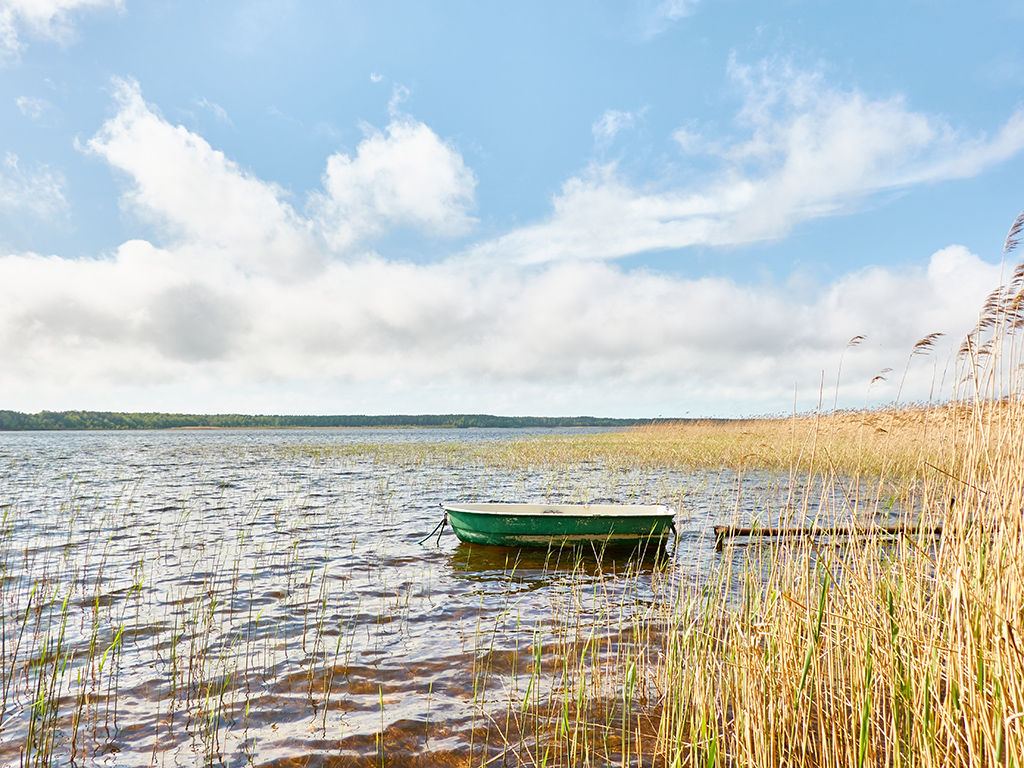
[442,502,676,549]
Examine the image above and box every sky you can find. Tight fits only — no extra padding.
[0,0,1022,418]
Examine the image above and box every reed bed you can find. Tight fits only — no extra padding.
[293,404,957,486]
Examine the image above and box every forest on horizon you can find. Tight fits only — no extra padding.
[0,410,680,431]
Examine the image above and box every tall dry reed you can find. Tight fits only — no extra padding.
[646,213,1024,767]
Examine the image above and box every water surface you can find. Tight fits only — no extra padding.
[0,428,871,766]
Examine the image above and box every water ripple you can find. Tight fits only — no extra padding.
[0,427,878,766]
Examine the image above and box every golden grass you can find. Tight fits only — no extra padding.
[293,406,957,480]
[643,395,1024,767]
[586,406,957,476]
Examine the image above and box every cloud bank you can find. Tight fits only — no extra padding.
[0,237,999,414]
[0,66,1015,415]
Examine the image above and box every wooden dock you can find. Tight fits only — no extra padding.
[714,523,943,549]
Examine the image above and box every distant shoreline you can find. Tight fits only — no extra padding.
[0,410,700,431]
[164,424,636,430]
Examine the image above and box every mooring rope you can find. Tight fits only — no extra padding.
[417,510,448,546]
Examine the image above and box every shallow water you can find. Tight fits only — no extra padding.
[0,429,885,767]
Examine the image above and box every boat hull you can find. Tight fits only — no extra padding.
[442,503,675,549]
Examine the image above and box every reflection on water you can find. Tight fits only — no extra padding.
[0,428,895,766]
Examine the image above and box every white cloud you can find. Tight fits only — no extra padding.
[0,0,121,63]
[593,109,641,152]
[83,78,476,266]
[0,234,1002,415]
[195,97,233,128]
[84,77,319,280]
[0,152,66,217]
[15,95,50,120]
[312,116,478,252]
[672,126,712,154]
[387,83,410,116]
[472,59,1024,265]
[719,58,1024,240]
[639,0,701,38]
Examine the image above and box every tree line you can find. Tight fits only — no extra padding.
[0,410,669,431]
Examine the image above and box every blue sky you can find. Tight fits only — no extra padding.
[1,0,1022,417]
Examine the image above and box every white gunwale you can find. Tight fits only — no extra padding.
[443,502,674,518]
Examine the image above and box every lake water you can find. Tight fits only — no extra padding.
[0,428,862,767]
